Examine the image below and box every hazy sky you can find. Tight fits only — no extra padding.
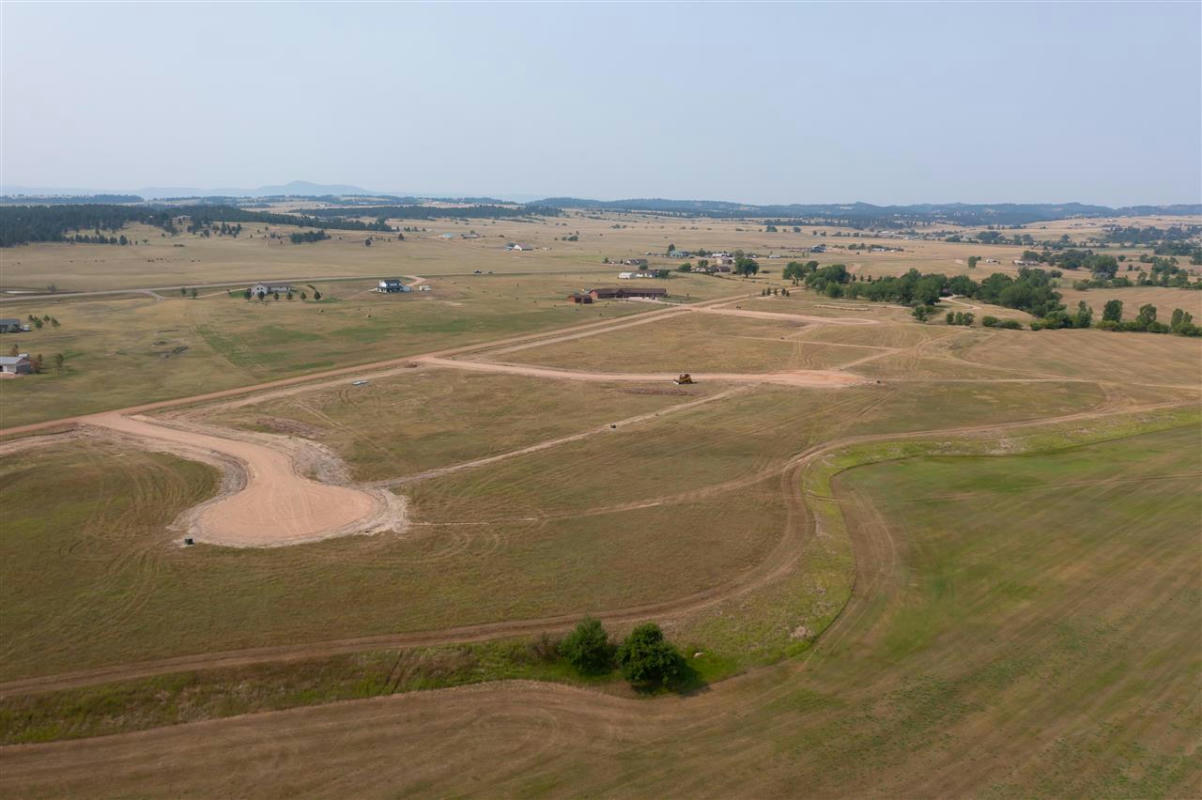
[3,2,1199,204]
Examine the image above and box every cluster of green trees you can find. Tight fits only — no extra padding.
[67,232,135,245]
[945,311,974,326]
[289,230,330,245]
[1015,247,1200,279]
[981,316,1024,329]
[1092,300,1199,336]
[760,287,791,296]
[21,313,60,329]
[560,617,690,690]
[733,252,760,276]
[1102,224,1201,247]
[243,288,319,301]
[188,221,243,238]
[788,261,1063,318]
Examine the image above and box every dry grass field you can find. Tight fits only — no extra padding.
[0,210,1199,799]
[0,273,722,428]
[11,208,1182,295]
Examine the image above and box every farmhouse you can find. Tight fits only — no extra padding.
[249,283,293,296]
[0,353,32,375]
[0,318,24,333]
[588,287,668,300]
[618,271,635,280]
[377,279,411,293]
[506,242,534,251]
[567,292,594,304]
[621,258,649,267]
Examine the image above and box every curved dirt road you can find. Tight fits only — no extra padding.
[89,414,391,547]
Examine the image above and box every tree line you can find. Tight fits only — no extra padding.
[0,204,392,247]
[785,262,1063,317]
[295,204,563,220]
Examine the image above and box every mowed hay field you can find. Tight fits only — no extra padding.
[485,311,882,373]
[204,370,722,482]
[2,424,1197,799]
[0,377,1120,681]
[0,435,787,680]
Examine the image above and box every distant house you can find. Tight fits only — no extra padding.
[809,245,827,254]
[1012,259,1038,266]
[0,318,24,333]
[620,258,649,267]
[418,284,433,292]
[588,287,668,300]
[618,271,635,280]
[250,283,293,296]
[439,232,455,239]
[377,279,411,293]
[567,292,594,304]
[0,353,32,375]
[506,242,535,251]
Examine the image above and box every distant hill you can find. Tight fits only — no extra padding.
[139,181,377,200]
[536,198,1202,227]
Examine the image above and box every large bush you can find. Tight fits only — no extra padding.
[560,617,614,674]
[615,623,686,688]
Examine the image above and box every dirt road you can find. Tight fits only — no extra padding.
[418,356,866,387]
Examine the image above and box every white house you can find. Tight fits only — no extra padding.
[250,283,293,296]
[0,353,32,375]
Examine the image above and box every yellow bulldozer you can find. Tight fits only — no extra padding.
[674,373,694,385]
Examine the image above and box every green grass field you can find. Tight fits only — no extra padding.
[3,417,1197,800]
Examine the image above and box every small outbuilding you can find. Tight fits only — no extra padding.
[567,292,594,304]
[377,279,411,293]
[0,318,24,333]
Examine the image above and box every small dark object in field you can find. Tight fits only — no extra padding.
[184,537,195,546]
